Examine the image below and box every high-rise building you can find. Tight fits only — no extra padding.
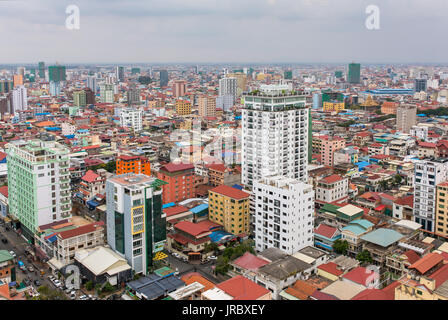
[99,83,114,103]
[84,88,96,105]
[115,66,125,82]
[414,158,448,233]
[198,95,216,117]
[216,94,235,112]
[347,63,361,84]
[175,99,192,115]
[226,72,247,96]
[11,85,27,113]
[219,77,237,99]
[0,80,14,94]
[436,182,448,238]
[49,81,61,97]
[127,86,140,105]
[159,70,169,87]
[13,75,23,87]
[242,85,310,188]
[284,71,293,80]
[120,108,143,132]
[7,140,71,240]
[396,105,417,134]
[254,175,314,254]
[414,79,427,92]
[86,75,97,92]
[106,173,167,275]
[48,65,66,82]
[73,90,87,107]
[131,68,141,75]
[208,185,250,236]
[38,62,45,78]
[173,80,186,98]
[157,163,196,204]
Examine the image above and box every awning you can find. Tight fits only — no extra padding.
[87,200,100,209]
[375,204,386,211]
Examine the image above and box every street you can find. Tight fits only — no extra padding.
[166,252,223,283]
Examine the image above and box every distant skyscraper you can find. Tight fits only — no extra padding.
[87,75,97,92]
[284,71,292,80]
[219,77,237,99]
[0,80,14,94]
[99,84,114,103]
[120,108,143,132]
[414,79,427,92]
[172,80,186,98]
[115,66,125,82]
[242,85,309,188]
[49,81,61,97]
[48,65,66,82]
[38,62,45,78]
[106,173,166,275]
[127,86,140,105]
[159,70,169,87]
[11,85,27,113]
[347,63,361,84]
[198,95,216,117]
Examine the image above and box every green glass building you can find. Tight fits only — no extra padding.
[48,65,66,82]
[348,63,361,84]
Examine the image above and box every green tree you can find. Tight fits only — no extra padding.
[393,174,403,185]
[356,250,373,264]
[333,239,349,255]
[138,76,152,85]
[104,160,116,173]
[102,282,115,293]
[85,280,94,291]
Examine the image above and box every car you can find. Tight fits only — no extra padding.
[79,295,87,300]
[172,253,180,258]
[28,266,34,272]
[9,251,16,258]
[88,294,93,299]
[70,294,76,300]
[208,255,218,260]
[34,280,41,287]
[1,238,7,244]
[65,288,71,294]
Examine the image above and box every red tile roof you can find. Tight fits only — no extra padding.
[314,224,338,239]
[163,205,189,217]
[58,222,104,240]
[174,221,211,238]
[351,288,393,300]
[82,170,100,183]
[321,174,343,184]
[217,275,270,300]
[409,253,444,274]
[343,266,379,286]
[160,163,195,173]
[0,186,8,198]
[209,185,250,200]
[317,262,344,276]
[403,250,420,264]
[232,252,270,271]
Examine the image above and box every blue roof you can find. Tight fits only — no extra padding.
[162,202,175,209]
[417,114,426,117]
[232,184,243,190]
[209,230,235,243]
[190,203,208,214]
[342,225,366,236]
[350,219,374,229]
[360,228,403,247]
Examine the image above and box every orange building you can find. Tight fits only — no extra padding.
[13,75,23,87]
[157,163,196,204]
[381,101,398,115]
[116,155,151,176]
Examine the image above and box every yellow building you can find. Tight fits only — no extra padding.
[436,182,448,238]
[176,99,192,116]
[208,185,250,236]
[323,101,345,112]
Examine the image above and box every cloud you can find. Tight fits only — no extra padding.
[0,0,447,63]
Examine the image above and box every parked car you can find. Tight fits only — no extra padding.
[70,294,76,300]
[28,266,34,272]
[1,238,7,244]
[9,251,16,258]
[34,280,41,287]
[79,295,87,300]
[208,256,218,260]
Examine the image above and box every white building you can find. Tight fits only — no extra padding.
[87,75,97,92]
[254,175,314,255]
[11,85,27,113]
[413,158,448,233]
[316,174,349,205]
[410,124,430,141]
[61,122,76,136]
[120,108,143,132]
[49,81,62,97]
[242,85,309,188]
[219,77,237,98]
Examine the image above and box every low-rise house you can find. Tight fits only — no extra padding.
[315,174,349,206]
[126,274,185,300]
[206,275,272,300]
[314,223,341,251]
[341,219,375,256]
[359,228,405,266]
[0,251,15,284]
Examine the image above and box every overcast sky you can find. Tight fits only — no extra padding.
[1,0,447,64]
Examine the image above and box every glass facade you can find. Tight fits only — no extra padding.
[115,211,125,254]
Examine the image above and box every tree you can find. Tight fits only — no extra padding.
[379,180,389,191]
[102,282,115,293]
[85,280,93,291]
[138,76,152,85]
[104,160,116,173]
[333,239,349,255]
[356,250,373,264]
[393,174,403,185]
